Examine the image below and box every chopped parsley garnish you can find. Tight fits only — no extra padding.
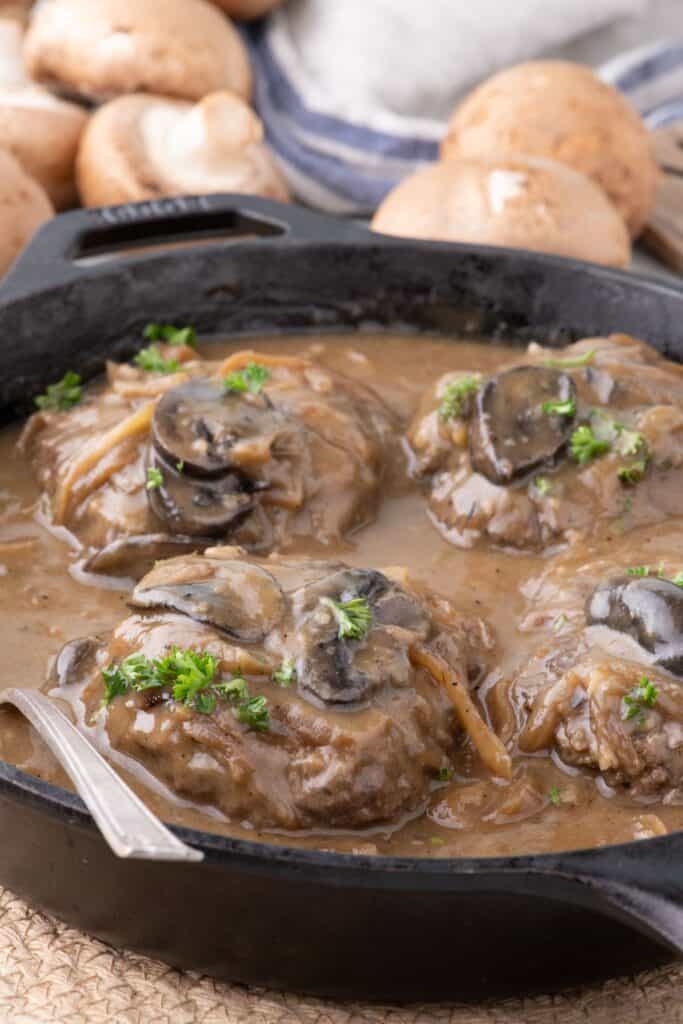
[99,648,269,728]
[146,467,163,490]
[534,476,553,497]
[617,428,647,457]
[134,344,179,374]
[622,676,658,722]
[617,460,647,485]
[626,566,683,588]
[548,786,562,807]
[437,766,453,782]
[223,362,270,395]
[235,695,270,732]
[154,648,218,706]
[543,349,596,370]
[175,460,184,473]
[273,659,296,687]
[143,322,197,348]
[570,425,610,464]
[322,596,373,641]
[540,397,576,417]
[552,614,567,633]
[615,428,650,486]
[213,677,249,703]
[430,836,445,847]
[438,375,482,421]
[35,371,82,412]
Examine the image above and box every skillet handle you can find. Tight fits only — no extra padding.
[1,194,373,300]
[534,837,683,955]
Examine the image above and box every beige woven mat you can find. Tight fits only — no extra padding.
[0,888,681,1024]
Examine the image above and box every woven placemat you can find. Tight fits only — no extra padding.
[0,887,680,1024]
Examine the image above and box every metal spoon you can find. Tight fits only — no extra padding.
[0,688,203,863]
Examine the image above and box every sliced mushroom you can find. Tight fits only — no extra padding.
[295,568,431,705]
[146,449,255,537]
[469,367,576,485]
[152,377,282,476]
[51,636,100,688]
[586,575,683,677]
[83,533,215,579]
[131,558,285,643]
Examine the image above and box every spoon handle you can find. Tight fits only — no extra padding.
[0,688,203,863]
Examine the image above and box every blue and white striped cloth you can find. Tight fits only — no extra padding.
[245,1,681,214]
[601,41,683,128]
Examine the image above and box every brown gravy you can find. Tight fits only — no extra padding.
[2,332,683,858]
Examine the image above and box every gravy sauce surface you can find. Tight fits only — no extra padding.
[2,332,683,857]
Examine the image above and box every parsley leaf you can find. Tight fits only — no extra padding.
[622,675,658,722]
[626,566,683,589]
[143,322,197,348]
[543,349,596,370]
[101,665,130,706]
[157,648,218,706]
[35,371,82,412]
[438,375,482,421]
[273,660,296,687]
[617,428,647,457]
[235,695,270,732]
[322,596,373,641]
[534,476,553,496]
[213,677,249,703]
[134,344,179,374]
[437,766,453,782]
[617,460,647,485]
[146,467,163,490]
[99,649,270,728]
[540,397,576,417]
[570,425,610,464]
[101,652,159,706]
[548,786,562,807]
[223,362,270,395]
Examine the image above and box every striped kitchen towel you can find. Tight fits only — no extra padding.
[245,0,680,214]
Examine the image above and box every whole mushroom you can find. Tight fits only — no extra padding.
[24,0,252,103]
[372,156,630,268]
[441,61,658,238]
[209,0,284,17]
[0,18,86,208]
[0,147,53,276]
[77,91,288,206]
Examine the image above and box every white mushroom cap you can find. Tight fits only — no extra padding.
[77,91,289,207]
[371,156,630,269]
[0,146,53,276]
[0,18,87,209]
[209,0,284,18]
[24,0,252,103]
[441,61,658,239]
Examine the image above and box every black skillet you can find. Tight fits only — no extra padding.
[0,194,682,1001]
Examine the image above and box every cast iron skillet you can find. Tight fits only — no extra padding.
[0,194,682,1001]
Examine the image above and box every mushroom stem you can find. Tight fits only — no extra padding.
[410,643,512,780]
[54,401,156,523]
